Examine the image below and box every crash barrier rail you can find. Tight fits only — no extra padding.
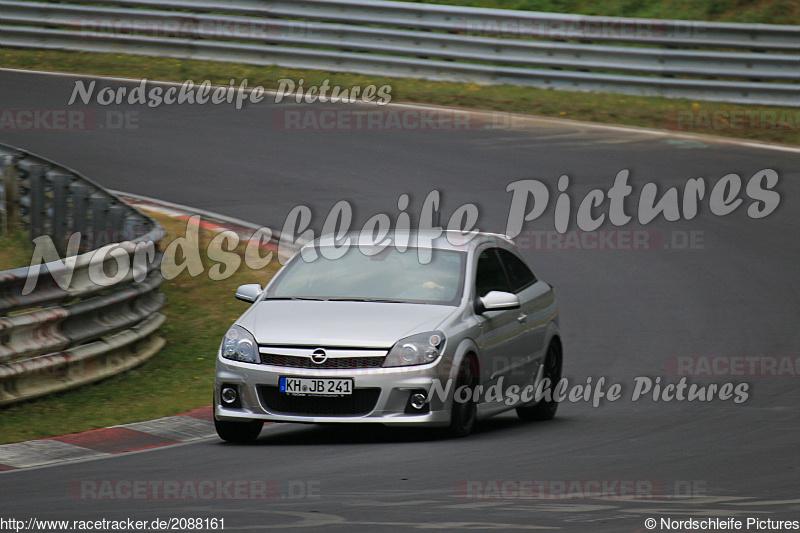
[0,142,167,405]
[0,0,798,106]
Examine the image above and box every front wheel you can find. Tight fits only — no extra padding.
[445,356,478,438]
[517,339,562,422]
[214,417,263,443]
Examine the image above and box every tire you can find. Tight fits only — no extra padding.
[517,339,563,422]
[214,417,263,443]
[445,355,479,438]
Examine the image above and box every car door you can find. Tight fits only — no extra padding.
[473,247,529,399]
[496,249,553,388]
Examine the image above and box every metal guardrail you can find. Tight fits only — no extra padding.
[0,0,798,105]
[0,142,166,406]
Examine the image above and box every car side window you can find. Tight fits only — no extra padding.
[475,249,511,297]
[498,249,537,293]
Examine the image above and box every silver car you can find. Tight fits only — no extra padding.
[214,230,561,441]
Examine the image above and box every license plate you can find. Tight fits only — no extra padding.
[279,377,353,396]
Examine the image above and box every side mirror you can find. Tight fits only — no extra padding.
[478,291,520,313]
[235,284,263,303]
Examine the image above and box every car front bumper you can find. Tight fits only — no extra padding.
[214,354,455,426]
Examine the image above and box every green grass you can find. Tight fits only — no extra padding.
[0,230,31,271]
[0,212,279,444]
[400,0,800,25]
[2,48,800,147]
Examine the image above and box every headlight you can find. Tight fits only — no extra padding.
[383,331,445,367]
[221,325,258,363]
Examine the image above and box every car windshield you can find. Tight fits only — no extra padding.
[266,246,466,305]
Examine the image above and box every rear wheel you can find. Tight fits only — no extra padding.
[445,355,478,438]
[214,417,263,443]
[517,339,562,422]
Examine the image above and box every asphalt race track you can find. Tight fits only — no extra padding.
[1,70,798,532]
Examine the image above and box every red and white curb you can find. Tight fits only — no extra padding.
[0,406,216,471]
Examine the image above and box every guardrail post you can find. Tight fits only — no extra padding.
[29,164,46,242]
[70,183,90,252]
[2,155,20,236]
[90,196,110,249]
[107,205,127,243]
[52,173,71,256]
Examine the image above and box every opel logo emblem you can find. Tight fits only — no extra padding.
[311,348,327,364]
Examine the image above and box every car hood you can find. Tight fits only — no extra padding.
[237,300,457,347]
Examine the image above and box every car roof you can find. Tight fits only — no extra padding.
[307,230,515,252]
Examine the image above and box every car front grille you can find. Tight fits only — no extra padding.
[260,353,386,369]
[258,386,381,417]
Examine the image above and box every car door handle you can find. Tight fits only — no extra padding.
[517,313,527,323]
